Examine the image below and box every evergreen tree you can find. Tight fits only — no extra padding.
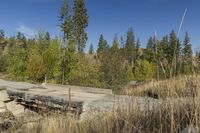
[135,38,141,60]
[157,36,169,78]
[120,36,125,49]
[144,36,155,62]
[0,29,5,40]
[100,35,127,90]
[125,27,136,63]
[59,0,74,40]
[168,30,181,76]
[45,32,51,47]
[157,36,168,59]
[97,34,108,55]
[89,43,94,54]
[65,40,76,84]
[182,32,193,75]
[73,0,88,52]
[183,32,192,62]
[59,0,76,84]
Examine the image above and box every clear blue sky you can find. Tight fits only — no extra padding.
[0,0,200,52]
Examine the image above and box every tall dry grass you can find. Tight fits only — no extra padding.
[123,76,200,98]
[15,98,200,133]
[8,76,200,133]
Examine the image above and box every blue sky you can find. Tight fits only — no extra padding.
[0,0,200,52]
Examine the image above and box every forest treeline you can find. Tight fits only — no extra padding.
[0,0,200,90]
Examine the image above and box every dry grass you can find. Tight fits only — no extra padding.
[14,97,200,133]
[122,76,200,98]
[4,76,200,133]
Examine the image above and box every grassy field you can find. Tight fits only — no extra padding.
[3,76,200,133]
[122,76,200,98]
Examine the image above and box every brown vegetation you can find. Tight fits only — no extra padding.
[4,76,200,133]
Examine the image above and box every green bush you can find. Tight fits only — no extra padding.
[133,60,154,81]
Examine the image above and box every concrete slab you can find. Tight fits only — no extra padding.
[0,91,9,101]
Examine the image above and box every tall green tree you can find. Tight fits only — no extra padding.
[59,0,76,84]
[100,35,127,90]
[89,43,94,54]
[135,38,141,60]
[73,0,88,52]
[157,36,169,78]
[7,41,28,80]
[0,29,5,40]
[168,30,181,77]
[125,27,136,64]
[182,32,192,62]
[182,32,193,75]
[65,40,76,83]
[60,0,74,40]
[36,31,50,55]
[97,34,108,56]
[144,36,155,63]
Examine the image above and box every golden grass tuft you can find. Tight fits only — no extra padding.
[123,76,200,98]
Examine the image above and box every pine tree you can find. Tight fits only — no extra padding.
[157,36,168,59]
[45,32,51,47]
[120,36,125,49]
[0,29,5,40]
[59,0,74,40]
[183,32,192,62]
[157,36,169,78]
[182,32,193,75]
[125,27,136,64]
[59,0,76,84]
[144,37,155,62]
[168,30,181,76]
[73,0,88,52]
[100,35,127,90]
[97,34,108,57]
[135,38,141,60]
[89,43,94,54]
